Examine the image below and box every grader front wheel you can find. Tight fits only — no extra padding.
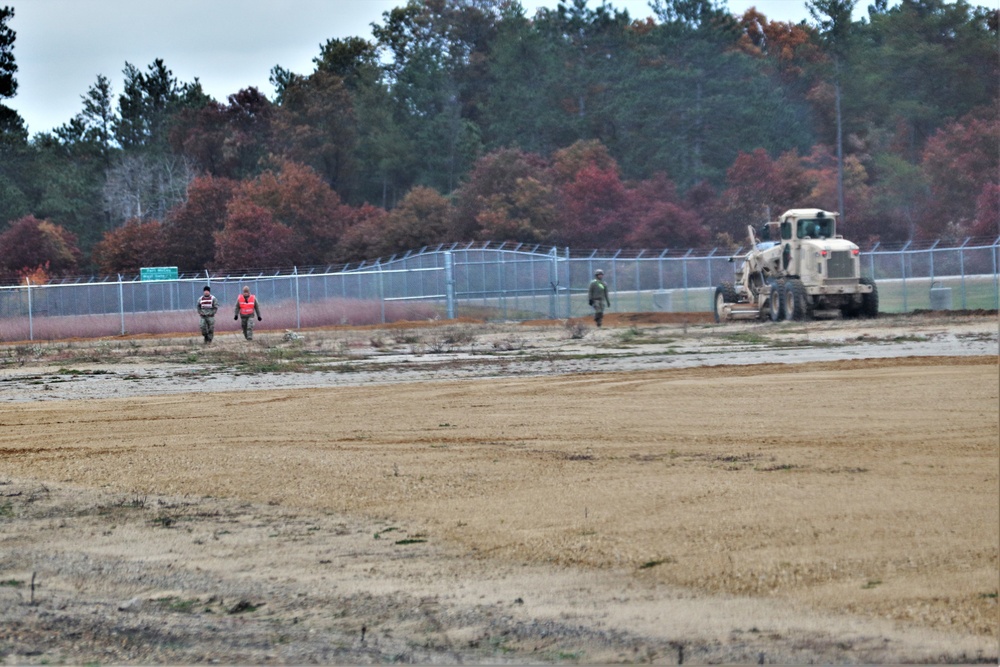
[713,282,738,323]
[768,279,785,322]
[860,277,879,318]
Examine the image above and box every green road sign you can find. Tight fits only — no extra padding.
[140,267,179,281]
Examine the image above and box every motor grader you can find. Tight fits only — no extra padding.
[713,208,878,322]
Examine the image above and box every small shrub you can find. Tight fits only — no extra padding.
[616,326,643,343]
[443,326,477,346]
[565,321,587,340]
[492,335,526,351]
[394,333,422,345]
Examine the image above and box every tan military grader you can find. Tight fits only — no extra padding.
[714,208,878,322]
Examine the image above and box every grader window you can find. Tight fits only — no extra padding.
[781,222,792,240]
[797,218,835,239]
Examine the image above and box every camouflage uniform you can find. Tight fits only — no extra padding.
[197,288,219,343]
[234,287,262,340]
[588,271,611,327]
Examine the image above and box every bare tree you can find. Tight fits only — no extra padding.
[103,153,195,227]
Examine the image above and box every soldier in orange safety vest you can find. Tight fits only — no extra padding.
[234,285,262,340]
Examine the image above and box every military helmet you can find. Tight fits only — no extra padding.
[595,269,604,277]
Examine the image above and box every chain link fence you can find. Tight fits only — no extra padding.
[1,239,997,341]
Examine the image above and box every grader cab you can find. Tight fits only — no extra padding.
[713,208,878,322]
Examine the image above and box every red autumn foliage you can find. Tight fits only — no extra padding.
[213,198,301,270]
[92,219,168,274]
[450,148,558,244]
[556,163,628,248]
[333,203,391,264]
[0,216,81,282]
[240,160,352,263]
[920,114,1000,236]
[622,174,709,249]
[377,186,452,256]
[970,183,1000,239]
[164,175,238,271]
[170,87,275,179]
[718,148,834,239]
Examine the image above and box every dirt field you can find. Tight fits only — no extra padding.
[0,312,998,664]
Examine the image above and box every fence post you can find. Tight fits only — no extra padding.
[635,251,643,313]
[959,239,968,309]
[294,266,301,330]
[26,277,33,341]
[118,274,125,335]
[377,261,385,324]
[565,247,572,318]
[900,241,911,313]
[682,249,693,311]
[444,251,455,319]
[500,250,507,320]
[658,250,668,291]
[549,246,559,320]
[928,240,939,287]
[993,239,999,310]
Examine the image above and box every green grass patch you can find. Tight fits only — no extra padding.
[756,463,799,472]
[228,600,262,614]
[154,596,200,613]
[615,326,644,343]
[0,579,24,587]
[151,515,176,528]
[639,557,676,569]
[721,331,770,345]
[555,651,583,661]
[56,367,112,376]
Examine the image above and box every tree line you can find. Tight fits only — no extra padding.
[0,0,996,283]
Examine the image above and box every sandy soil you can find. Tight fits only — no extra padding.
[0,312,997,664]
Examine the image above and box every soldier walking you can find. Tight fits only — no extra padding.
[196,285,219,344]
[588,269,611,327]
[234,285,262,340]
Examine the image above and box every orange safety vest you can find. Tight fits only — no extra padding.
[238,294,256,316]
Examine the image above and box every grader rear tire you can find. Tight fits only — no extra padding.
[860,277,879,318]
[783,278,810,321]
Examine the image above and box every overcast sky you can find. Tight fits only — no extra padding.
[7,0,829,137]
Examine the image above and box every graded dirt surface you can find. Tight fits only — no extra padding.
[0,313,998,664]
